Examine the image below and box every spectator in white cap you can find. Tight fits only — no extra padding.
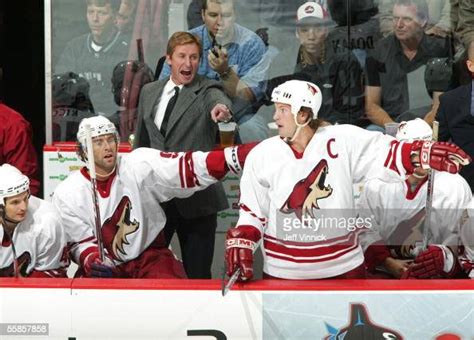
[292,1,365,125]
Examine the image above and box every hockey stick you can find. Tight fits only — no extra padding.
[222,267,241,297]
[137,38,144,63]
[84,124,105,262]
[222,240,261,297]
[422,121,439,250]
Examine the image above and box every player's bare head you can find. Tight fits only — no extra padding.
[166,32,202,58]
[76,116,119,163]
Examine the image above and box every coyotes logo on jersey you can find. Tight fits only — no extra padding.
[387,209,425,258]
[102,196,139,260]
[281,159,333,221]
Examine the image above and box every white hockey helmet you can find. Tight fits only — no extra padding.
[77,116,118,148]
[271,80,323,118]
[0,164,30,205]
[396,118,433,141]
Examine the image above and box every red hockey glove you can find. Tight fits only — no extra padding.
[402,245,456,279]
[409,141,471,174]
[224,142,259,175]
[459,256,474,279]
[225,225,261,281]
[83,251,115,278]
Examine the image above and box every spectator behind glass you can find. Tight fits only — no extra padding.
[187,0,204,30]
[365,0,449,131]
[116,0,137,36]
[324,0,381,69]
[111,59,154,142]
[452,0,474,48]
[437,40,474,192]
[55,0,130,118]
[52,72,96,142]
[160,0,268,142]
[135,32,232,279]
[294,2,365,125]
[378,0,452,38]
[0,70,40,195]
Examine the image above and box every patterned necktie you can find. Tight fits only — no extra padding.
[160,86,179,135]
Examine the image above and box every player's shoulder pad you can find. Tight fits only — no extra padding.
[435,171,472,200]
[126,147,162,162]
[318,123,364,139]
[25,196,62,236]
[53,169,86,196]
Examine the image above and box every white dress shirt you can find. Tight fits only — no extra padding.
[154,79,183,129]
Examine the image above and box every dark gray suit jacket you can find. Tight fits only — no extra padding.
[437,82,474,192]
[134,74,232,218]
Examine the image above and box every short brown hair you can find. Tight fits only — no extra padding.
[299,107,324,130]
[202,0,233,11]
[166,31,202,57]
[86,0,121,13]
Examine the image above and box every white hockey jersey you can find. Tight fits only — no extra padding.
[237,125,412,279]
[53,148,224,266]
[0,196,68,277]
[357,170,472,258]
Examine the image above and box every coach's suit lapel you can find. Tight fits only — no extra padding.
[165,78,202,136]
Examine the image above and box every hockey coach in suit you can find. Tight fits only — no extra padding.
[134,31,233,278]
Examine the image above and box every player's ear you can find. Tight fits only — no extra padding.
[297,109,310,124]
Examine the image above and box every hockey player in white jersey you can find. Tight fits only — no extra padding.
[224,80,471,281]
[53,116,255,278]
[0,164,68,278]
[357,119,472,278]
